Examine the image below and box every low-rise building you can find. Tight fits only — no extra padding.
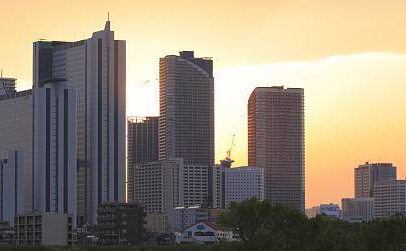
[169,206,209,233]
[97,202,146,245]
[342,197,375,223]
[14,212,73,246]
[306,204,340,219]
[146,213,168,233]
[175,221,237,244]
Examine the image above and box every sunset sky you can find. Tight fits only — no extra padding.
[0,0,405,208]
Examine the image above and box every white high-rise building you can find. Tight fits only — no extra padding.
[33,21,126,225]
[373,180,406,218]
[212,166,265,209]
[0,82,77,223]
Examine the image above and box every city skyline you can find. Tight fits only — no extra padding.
[1,0,406,208]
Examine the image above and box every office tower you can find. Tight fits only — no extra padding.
[127,116,159,201]
[341,197,375,223]
[33,80,77,219]
[0,76,16,96]
[0,89,33,210]
[0,83,77,220]
[158,51,214,166]
[248,86,305,211]
[183,164,210,207]
[373,180,406,218]
[354,162,396,198]
[212,166,265,209]
[33,21,126,225]
[0,151,25,225]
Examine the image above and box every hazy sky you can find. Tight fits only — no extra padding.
[1,0,405,207]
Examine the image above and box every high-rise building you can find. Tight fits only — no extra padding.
[0,151,25,225]
[341,197,375,223]
[127,117,159,202]
[212,166,265,209]
[159,51,214,207]
[373,180,406,218]
[0,82,77,223]
[354,162,396,198]
[158,51,214,166]
[248,86,305,211]
[0,77,16,96]
[33,21,126,225]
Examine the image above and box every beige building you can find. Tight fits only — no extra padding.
[248,86,305,211]
[373,180,406,218]
[355,162,396,198]
[14,213,73,246]
[342,197,375,223]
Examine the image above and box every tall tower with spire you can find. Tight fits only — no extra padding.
[33,21,126,225]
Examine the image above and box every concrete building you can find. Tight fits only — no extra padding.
[341,197,375,223]
[97,202,146,245]
[146,213,168,233]
[127,117,159,202]
[0,76,16,96]
[183,164,210,208]
[133,159,183,215]
[305,204,340,219]
[175,221,236,244]
[212,166,265,209]
[248,86,305,211]
[33,20,126,225]
[169,206,209,233]
[14,212,73,246]
[355,162,396,198]
[0,151,25,225]
[373,180,406,218]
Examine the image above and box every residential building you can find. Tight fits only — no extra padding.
[14,212,73,246]
[0,151,25,225]
[355,162,396,198]
[97,202,146,245]
[33,20,126,225]
[212,166,265,209]
[342,197,375,223]
[159,51,214,206]
[169,206,209,233]
[127,116,159,202]
[183,164,210,208]
[373,180,406,218]
[248,86,305,211]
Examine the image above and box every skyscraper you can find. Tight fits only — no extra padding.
[158,51,214,166]
[248,86,305,211]
[33,21,126,225]
[354,162,396,198]
[127,116,159,202]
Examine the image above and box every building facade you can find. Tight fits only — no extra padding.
[15,213,73,246]
[0,151,25,225]
[305,204,340,219]
[127,116,159,202]
[0,77,16,96]
[158,51,214,166]
[212,166,265,209]
[169,206,209,233]
[355,162,396,198]
[341,197,375,223]
[373,180,406,218]
[248,86,305,211]
[97,202,146,245]
[33,21,126,225]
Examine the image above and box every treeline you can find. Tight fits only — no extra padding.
[218,198,406,251]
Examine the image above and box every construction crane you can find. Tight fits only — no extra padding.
[220,134,235,168]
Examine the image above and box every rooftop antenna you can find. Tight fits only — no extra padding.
[108,12,110,21]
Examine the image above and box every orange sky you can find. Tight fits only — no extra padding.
[0,0,405,208]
